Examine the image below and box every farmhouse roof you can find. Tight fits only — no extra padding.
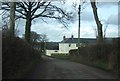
[61,38,115,44]
[61,38,96,44]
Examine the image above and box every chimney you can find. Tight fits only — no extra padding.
[63,35,66,40]
[71,35,74,39]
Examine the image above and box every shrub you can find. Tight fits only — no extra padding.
[2,33,41,79]
[69,39,119,72]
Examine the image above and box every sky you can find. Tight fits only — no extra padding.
[0,1,118,42]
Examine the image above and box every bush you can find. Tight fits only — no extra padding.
[2,33,41,79]
[69,39,119,72]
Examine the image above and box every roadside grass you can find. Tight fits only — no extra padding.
[68,39,119,73]
[50,48,118,73]
[68,55,108,70]
[93,60,108,69]
[51,53,69,60]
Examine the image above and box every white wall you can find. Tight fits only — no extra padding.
[59,43,78,53]
[46,50,59,56]
[69,43,78,50]
[59,43,69,53]
[46,43,78,56]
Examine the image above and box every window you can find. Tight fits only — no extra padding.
[69,44,71,47]
[54,50,58,52]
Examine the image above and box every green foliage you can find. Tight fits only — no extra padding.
[2,33,41,79]
[51,53,69,60]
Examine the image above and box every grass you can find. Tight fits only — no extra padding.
[69,41,119,73]
[51,53,117,73]
[51,53,69,60]
[93,60,108,69]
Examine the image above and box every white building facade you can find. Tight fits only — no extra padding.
[46,43,78,56]
[46,35,97,56]
[46,35,78,56]
[59,43,78,53]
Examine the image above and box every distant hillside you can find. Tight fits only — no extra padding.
[46,42,59,50]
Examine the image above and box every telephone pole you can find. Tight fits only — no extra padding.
[10,2,16,38]
[78,4,81,55]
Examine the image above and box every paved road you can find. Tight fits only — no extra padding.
[25,55,118,79]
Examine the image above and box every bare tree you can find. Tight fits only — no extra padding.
[30,31,41,42]
[40,34,48,53]
[90,0,103,44]
[101,20,109,38]
[2,1,73,42]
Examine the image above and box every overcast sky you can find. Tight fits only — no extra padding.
[0,1,118,42]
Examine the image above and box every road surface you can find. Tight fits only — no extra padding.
[25,55,118,79]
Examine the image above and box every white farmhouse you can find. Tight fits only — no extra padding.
[46,35,96,56]
[59,35,78,54]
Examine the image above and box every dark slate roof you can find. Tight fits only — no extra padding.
[61,38,96,44]
[61,38,115,44]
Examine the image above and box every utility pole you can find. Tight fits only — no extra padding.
[10,2,16,38]
[78,4,81,55]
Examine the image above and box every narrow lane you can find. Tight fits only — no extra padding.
[25,55,118,79]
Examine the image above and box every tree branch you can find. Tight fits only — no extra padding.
[31,2,37,7]
[1,2,10,10]
[41,18,48,24]
[15,15,26,19]
[39,2,51,15]
[49,4,68,17]
[16,9,26,16]
[23,2,29,7]
[17,2,28,13]
[31,2,46,17]
[32,14,60,20]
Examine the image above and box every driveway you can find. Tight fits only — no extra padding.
[25,55,118,79]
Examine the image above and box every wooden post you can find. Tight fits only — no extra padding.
[78,4,81,55]
[10,2,16,38]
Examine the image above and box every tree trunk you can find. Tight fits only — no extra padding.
[25,16,31,43]
[25,2,32,43]
[90,0,103,44]
[10,2,16,38]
